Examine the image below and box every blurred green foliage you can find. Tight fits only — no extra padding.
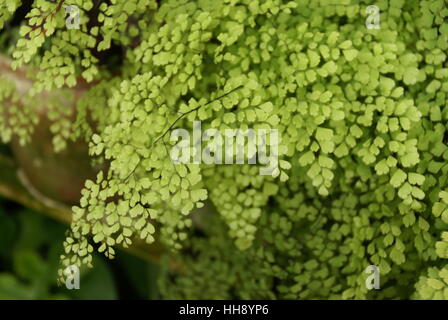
[0,196,160,300]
